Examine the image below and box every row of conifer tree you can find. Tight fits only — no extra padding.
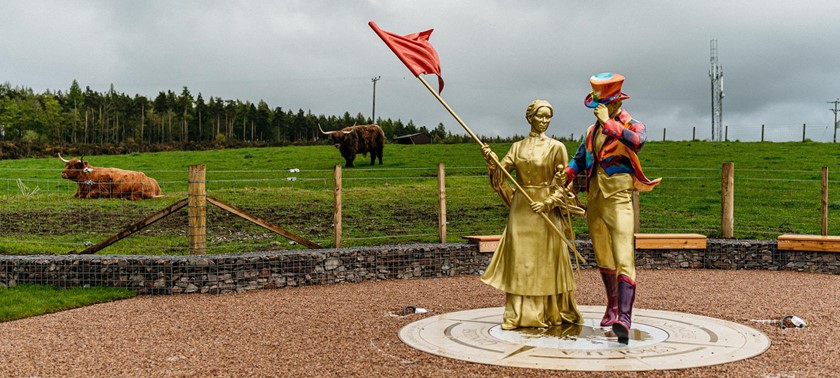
[0,80,496,147]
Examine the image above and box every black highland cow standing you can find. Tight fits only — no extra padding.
[319,124,385,168]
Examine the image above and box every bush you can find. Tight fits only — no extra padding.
[21,130,40,143]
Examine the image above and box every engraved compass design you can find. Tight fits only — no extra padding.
[400,306,770,371]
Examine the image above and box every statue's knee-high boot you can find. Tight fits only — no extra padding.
[612,275,636,344]
[599,268,618,327]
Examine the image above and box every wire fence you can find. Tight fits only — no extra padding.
[642,123,837,143]
[1,163,838,256]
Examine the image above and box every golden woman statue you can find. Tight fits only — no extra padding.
[480,99,582,330]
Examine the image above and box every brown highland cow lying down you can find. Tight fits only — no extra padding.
[59,154,163,200]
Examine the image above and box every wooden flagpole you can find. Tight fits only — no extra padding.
[414,75,585,264]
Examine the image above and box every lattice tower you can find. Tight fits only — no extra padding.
[710,39,724,141]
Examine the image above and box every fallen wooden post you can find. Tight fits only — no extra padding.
[207,196,322,249]
[76,198,189,254]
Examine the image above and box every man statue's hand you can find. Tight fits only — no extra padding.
[555,165,570,187]
[594,104,610,124]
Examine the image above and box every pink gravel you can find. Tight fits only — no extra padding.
[0,269,836,377]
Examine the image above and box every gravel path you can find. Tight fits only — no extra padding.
[0,269,836,377]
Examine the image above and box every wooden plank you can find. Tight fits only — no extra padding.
[77,198,189,254]
[721,163,734,238]
[334,165,342,249]
[437,163,447,243]
[634,233,707,250]
[207,196,322,249]
[188,164,207,255]
[778,234,840,252]
[462,235,501,253]
[821,167,828,236]
[635,233,707,240]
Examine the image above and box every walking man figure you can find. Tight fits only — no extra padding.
[562,72,661,344]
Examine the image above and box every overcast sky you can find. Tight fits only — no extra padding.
[3,0,840,142]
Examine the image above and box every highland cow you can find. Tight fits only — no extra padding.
[59,154,163,200]
[319,124,385,168]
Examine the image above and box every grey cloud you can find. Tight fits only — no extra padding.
[2,0,839,142]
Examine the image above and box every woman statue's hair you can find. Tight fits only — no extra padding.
[525,99,553,121]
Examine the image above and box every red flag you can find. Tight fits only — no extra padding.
[369,21,444,93]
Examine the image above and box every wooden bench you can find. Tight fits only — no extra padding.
[777,234,840,252]
[634,233,707,249]
[462,235,501,253]
[466,234,709,251]
[463,234,706,252]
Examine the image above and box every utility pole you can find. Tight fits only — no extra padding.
[709,39,724,141]
[829,98,839,143]
[371,76,381,123]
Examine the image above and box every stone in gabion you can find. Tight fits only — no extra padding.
[1,241,837,295]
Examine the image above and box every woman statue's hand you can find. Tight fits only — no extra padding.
[481,144,498,165]
[530,199,552,214]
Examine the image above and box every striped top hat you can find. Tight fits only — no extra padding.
[584,72,630,108]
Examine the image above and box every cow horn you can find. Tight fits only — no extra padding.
[318,123,335,135]
[58,153,70,163]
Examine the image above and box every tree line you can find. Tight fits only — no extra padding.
[0,80,569,156]
[0,80,484,146]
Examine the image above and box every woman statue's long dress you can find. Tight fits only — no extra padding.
[480,99,582,330]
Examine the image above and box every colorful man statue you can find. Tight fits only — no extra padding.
[562,73,661,344]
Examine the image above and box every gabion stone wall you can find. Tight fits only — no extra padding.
[0,244,488,295]
[575,239,787,271]
[626,239,836,274]
[1,240,837,295]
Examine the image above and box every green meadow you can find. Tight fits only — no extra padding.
[0,285,136,322]
[1,140,838,255]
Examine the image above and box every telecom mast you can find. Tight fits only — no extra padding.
[710,39,724,141]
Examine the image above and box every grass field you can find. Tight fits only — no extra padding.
[1,140,838,255]
[0,284,136,322]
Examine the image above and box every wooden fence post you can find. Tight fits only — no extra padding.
[334,165,342,248]
[662,128,666,142]
[822,167,828,236]
[692,127,696,141]
[761,124,765,142]
[802,123,806,142]
[633,190,640,233]
[721,162,734,238]
[437,163,447,243]
[188,164,207,255]
[725,125,729,141]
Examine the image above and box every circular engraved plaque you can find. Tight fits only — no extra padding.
[399,305,770,371]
